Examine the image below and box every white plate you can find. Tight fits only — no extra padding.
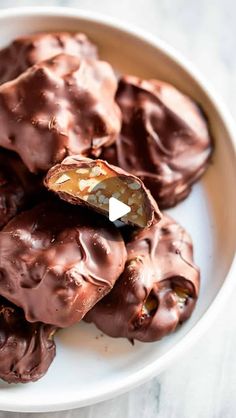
[0,7,235,413]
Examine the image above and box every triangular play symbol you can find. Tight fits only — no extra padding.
[109,197,131,222]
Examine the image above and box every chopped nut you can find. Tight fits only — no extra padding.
[174,286,189,308]
[98,194,106,203]
[55,174,70,184]
[137,208,143,216]
[128,197,136,206]
[86,178,100,191]
[93,182,106,190]
[78,178,102,192]
[88,194,97,203]
[90,166,105,177]
[177,297,186,308]
[76,168,89,174]
[78,179,88,191]
[112,192,121,199]
[128,182,141,190]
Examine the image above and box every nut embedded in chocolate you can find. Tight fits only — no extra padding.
[0,149,42,229]
[102,76,213,208]
[0,201,127,328]
[0,297,56,384]
[85,215,200,342]
[0,53,121,173]
[0,31,98,84]
[45,156,161,228]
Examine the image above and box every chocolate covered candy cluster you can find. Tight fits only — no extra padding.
[0,53,121,172]
[0,30,213,383]
[0,32,97,84]
[85,215,200,342]
[0,297,56,383]
[0,149,42,228]
[0,201,127,328]
[103,76,212,207]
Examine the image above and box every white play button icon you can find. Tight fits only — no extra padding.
[109,197,131,222]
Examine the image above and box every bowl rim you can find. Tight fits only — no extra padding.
[0,6,236,413]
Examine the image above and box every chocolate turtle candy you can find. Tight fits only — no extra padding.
[102,76,212,208]
[85,215,200,342]
[0,31,98,84]
[0,201,127,327]
[0,297,56,384]
[0,149,41,228]
[0,53,121,172]
[45,156,161,228]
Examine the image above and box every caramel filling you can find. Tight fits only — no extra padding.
[133,292,158,331]
[173,285,189,308]
[142,293,159,317]
[48,161,149,227]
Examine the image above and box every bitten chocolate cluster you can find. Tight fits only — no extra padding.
[0,31,213,384]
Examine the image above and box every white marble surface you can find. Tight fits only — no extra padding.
[0,1,235,417]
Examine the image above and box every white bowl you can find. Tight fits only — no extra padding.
[0,7,236,413]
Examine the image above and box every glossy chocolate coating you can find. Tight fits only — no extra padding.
[44,155,162,228]
[0,53,121,173]
[0,32,98,84]
[0,201,127,327]
[0,149,41,228]
[102,76,212,208]
[0,297,56,383]
[85,215,200,342]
